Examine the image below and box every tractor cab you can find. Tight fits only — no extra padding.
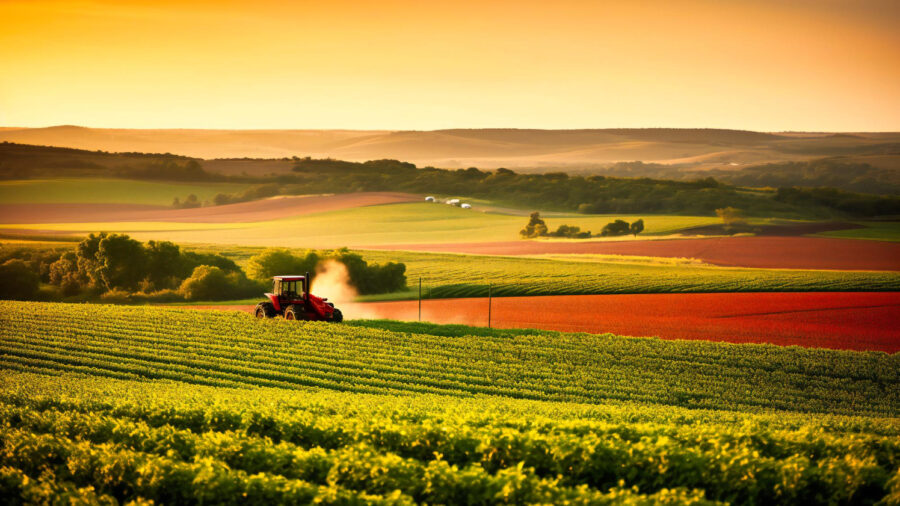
[266,275,308,312]
[273,276,306,304]
[255,272,343,323]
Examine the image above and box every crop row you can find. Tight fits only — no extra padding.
[2,371,899,505]
[1,302,897,416]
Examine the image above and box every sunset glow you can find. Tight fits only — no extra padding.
[1,0,898,130]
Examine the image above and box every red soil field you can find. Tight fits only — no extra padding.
[194,292,900,352]
[348,292,900,352]
[369,236,900,271]
[0,192,418,224]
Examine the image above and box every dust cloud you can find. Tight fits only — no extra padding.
[312,260,385,320]
[311,260,357,303]
[311,260,480,323]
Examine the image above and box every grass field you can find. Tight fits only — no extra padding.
[2,199,725,247]
[0,301,898,504]
[0,178,250,206]
[817,221,900,242]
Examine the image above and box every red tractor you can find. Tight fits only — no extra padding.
[255,273,343,322]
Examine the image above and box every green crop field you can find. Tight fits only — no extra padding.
[355,250,900,299]
[0,302,898,504]
[0,178,250,206]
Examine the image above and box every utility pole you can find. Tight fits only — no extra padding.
[488,283,492,328]
[418,277,422,322]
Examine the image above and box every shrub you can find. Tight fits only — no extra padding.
[0,259,40,300]
[132,289,183,303]
[716,206,746,227]
[179,266,231,301]
[546,224,591,238]
[179,265,262,301]
[99,289,133,303]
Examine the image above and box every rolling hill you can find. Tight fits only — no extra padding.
[3,125,898,172]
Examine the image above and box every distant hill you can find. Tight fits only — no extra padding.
[2,142,898,217]
[2,125,898,172]
[0,142,209,180]
[3,138,899,196]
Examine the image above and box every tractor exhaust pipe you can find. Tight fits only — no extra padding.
[305,271,310,301]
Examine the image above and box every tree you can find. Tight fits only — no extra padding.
[520,212,548,238]
[715,207,748,233]
[172,194,201,209]
[96,234,147,291]
[145,240,184,290]
[213,193,233,206]
[0,259,40,300]
[630,219,645,236]
[600,219,631,237]
[75,233,106,290]
[246,249,320,281]
[48,252,86,296]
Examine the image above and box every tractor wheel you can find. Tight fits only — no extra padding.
[331,309,343,323]
[284,305,302,321]
[255,302,275,319]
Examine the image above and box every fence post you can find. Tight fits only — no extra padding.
[418,277,422,322]
[488,283,492,329]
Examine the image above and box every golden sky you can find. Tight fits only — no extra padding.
[1,0,898,131]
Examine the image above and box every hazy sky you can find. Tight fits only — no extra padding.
[1,0,898,131]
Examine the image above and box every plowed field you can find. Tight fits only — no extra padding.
[199,292,899,352]
[370,236,900,271]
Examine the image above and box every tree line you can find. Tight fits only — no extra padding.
[202,157,897,218]
[5,142,899,218]
[0,236,406,302]
[520,212,644,238]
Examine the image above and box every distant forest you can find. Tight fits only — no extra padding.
[591,158,900,195]
[2,142,898,218]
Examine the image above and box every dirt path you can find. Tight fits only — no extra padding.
[186,292,900,352]
[367,236,900,271]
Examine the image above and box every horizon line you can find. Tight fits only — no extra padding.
[3,124,899,134]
